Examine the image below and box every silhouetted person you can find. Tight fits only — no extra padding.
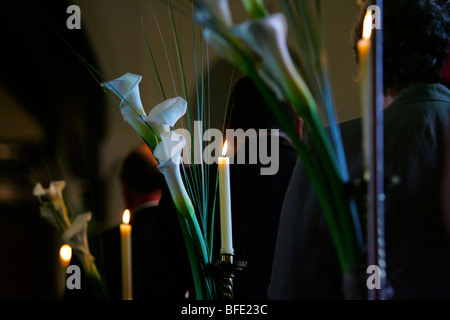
[270,0,450,299]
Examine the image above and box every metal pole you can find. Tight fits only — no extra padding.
[368,0,386,300]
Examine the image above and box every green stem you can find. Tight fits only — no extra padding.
[176,212,206,299]
[187,213,216,299]
[160,160,215,299]
[208,173,219,261]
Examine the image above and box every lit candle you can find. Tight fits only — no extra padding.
[218,140,233,255]
[59,244,72,268]
[357,10,373,176]
[120,209,133,300]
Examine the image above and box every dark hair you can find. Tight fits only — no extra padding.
[352,0,450,93]
[120,146,164,194]
[227,76,297,131]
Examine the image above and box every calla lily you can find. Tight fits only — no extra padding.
[33,181,94,266]
[101,73,158,149]
[154,131,185,164]
[144,97,187,135]
[102,73,188,149]
[234,13,316,112]
[154,132,194,218]
[33,180,66,204]
[195,1,258,73]
[33,181,107,297]
[63,212,96,273]
[198,0,233,27]
[154,131,212,299]
[63,212,91,254]
[33,181,70,230]
[101,73,145,115]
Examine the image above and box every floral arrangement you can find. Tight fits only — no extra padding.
[194,0,364,276]
[101,73,216,299]
[32,0,367,300]
[33,181,107,298]
[99,0,365,299]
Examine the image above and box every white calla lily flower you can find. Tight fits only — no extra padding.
[154,132,194,218]
[33,181,70,229]
[154,131,186,164]
[33,181,105,296]
[102,74,188,147]
[101,73,159,148]
[33,180,66,201]
[63,212,95,272]
[101,73,145,116]
[234,13,314,109]
[63,212,91,252]
[33,182,92,260]
[144,97,187,135]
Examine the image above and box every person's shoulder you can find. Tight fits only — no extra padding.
[387,83,450,114]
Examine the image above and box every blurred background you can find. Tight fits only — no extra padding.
[0,0,361,298]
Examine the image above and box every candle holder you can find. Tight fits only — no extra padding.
[213,254,247,300]
[349,172,398,300]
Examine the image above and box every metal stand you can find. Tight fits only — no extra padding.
[213,254,247,300]
[350,173,397,300]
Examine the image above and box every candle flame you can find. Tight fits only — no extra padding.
[222,140,228,157]
[362,10,373,40]
[123,209,130,224]
[60,244,72,263]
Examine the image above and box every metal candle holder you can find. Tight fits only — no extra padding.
[213,253,247,300]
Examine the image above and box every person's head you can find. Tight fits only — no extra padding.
[120,145,164,212]
[352,0,450,96]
